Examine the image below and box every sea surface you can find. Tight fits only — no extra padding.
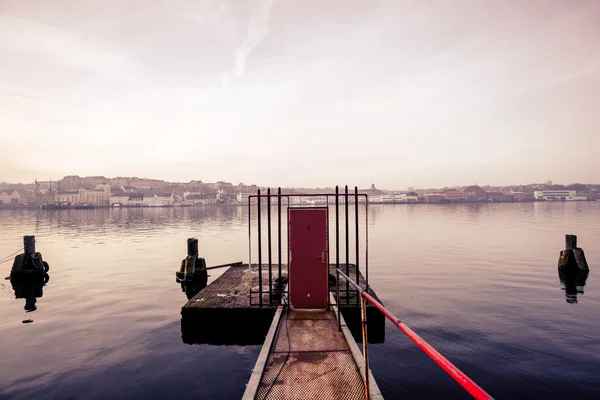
[0,202,599,399]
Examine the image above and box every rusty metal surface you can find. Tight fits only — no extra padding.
[183,264,288,310]
[256,310,365,400]
[287,310,335,320]
[181,264,283,346]
[273,318,349,353]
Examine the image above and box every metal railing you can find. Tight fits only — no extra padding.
[335,269,494,400]
[248,186,369,307]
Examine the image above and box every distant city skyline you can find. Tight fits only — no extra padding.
[2,174,597,209]
[0,173,597,193]
[1,1,599,187]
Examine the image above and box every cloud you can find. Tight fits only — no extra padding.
[0,15,147,84]
[222,0,275,87]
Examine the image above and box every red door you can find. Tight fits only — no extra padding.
[288,208,329,309]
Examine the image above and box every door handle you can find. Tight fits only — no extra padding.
[318,252,325,264]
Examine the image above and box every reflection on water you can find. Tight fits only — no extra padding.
[0,203,599,399]
[11,274,50,314]
[559,268,589,304]
[178,276,207,300]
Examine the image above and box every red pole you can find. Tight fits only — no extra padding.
[361,292,493,400]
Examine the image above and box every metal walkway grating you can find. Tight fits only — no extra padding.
[255,310,366,400]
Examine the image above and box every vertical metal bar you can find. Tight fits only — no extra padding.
[335,186,339,304]
[326,196,331,310]
[278,187,282,292]
[257,189,262,307]
[285,196,290,282]
[365,195,369,292]
[267,188,272,305]
[345,185,349,304]
[361,294,370,400]
[355,186,359,289]
[336,269,341,332]
[248,196,252,293]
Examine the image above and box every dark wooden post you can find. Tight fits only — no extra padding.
[184,238,199,281]
[558,234,589,271]
[12,235,48,279]
[187,238,198,257]
[573,248,589,271]
[565,234,577,250]
[24,235,35,256]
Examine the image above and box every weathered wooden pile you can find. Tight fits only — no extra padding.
[10,235,49,280]
[558,234,590,304]
[558,234,589,271]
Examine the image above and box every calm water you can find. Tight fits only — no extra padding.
[0,203,599,399]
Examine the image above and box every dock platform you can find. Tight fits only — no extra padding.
[180,263,385,346]
[181,264,286,345]
[178,188,494,399]
[254,309,365,399]
[243,306,383,399]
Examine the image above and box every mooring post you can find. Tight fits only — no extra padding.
[573,249,589,272]
[183,238,199,282]
[24,235,35,256]
[12,235,49,279]
[565,234,577,250]
[558,234,589,272]
[187,238,198,257]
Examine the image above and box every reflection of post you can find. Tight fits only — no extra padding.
[181,278,208,300]
[558,269,589,304]
[11,273,49,313]
[25,298,37,312]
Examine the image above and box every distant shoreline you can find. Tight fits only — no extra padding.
[1,199,597,211]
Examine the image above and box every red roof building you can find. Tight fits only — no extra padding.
[463,185,488,201]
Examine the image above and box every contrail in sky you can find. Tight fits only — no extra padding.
[222,0,275,87]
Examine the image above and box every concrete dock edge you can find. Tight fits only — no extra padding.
[242,306,283,400]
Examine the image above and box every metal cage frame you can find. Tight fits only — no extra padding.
[248,185,369,307]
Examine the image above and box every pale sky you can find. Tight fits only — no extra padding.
[1,0,599,189]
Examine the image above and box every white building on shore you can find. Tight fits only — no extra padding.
[77,183,111,205]
[533,190,586,201]
[57,190,80,204]
[127,194,143,206]
[109,188,129,207]
[154,193,174,206]
[236,192,251,204]
[0,190,19,204]
[370,192,419,204]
